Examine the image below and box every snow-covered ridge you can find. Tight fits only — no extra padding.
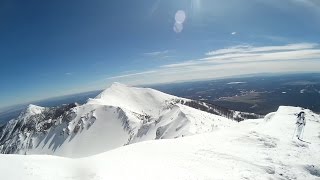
[87,82,184,116]
[1,106,319,180]
[1,83,258,157]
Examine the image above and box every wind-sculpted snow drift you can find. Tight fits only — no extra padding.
[0,83,260,157]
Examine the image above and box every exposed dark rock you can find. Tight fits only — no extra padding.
[181,100,263,122]
[0,103,78,153]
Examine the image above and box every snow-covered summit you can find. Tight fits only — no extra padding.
[88,82,182,115]
[24,104,45,116]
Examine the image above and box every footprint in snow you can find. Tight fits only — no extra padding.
[245,131,278,148]
[291,140,309,148]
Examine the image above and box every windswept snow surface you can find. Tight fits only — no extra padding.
[1,106,319,180]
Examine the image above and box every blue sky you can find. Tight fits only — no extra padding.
[0,0,320,109]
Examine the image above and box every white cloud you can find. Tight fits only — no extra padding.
[103,60,320,86]
[205,43,318,56]
[106,70,157,80]
[209,49,320,63]
[161,60,200,68]
[144,50,169,56]
[94,43,320,87]
[231,32,237,35]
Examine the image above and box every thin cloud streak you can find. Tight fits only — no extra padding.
[161,60,201,68]
[143,50,169,56]
[106,70,157,80]
[205,43,318,56]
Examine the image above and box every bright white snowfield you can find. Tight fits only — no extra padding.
[1,84,320,180]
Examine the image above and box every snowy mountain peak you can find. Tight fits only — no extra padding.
[110,82,128,88]
[95,82,175,101]
[22,104,45,118]
[88,83,181,115]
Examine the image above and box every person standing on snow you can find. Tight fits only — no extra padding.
[295,111,306,139]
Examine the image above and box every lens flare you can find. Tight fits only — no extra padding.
[174,10,186,33]
[175,10,186,24]
[173,22,183,33]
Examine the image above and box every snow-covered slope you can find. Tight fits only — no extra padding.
[0,83,243,158]
[1,106,319,180]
